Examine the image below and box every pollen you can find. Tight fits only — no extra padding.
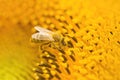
[32,0,120,80]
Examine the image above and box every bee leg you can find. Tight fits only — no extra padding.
[39,45,43,52]
[40,42,51,50]
[48,42,57,49]
[59,43,62,49]
[40,44,44,50]
[61,38,66,46]
[52,42,62,50]
[39,43,44,50]
[50,43,56,49]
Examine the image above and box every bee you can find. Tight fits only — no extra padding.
[31,26,66,49]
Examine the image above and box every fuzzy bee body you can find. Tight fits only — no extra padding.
[31,26,65,49]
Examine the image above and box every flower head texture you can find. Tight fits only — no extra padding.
[0,0,120,80]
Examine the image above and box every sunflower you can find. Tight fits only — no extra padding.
[0,0,120,80]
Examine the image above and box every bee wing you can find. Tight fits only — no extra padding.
[32,32,54,41]
[35,26,54,34]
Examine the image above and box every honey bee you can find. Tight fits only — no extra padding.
[31,26,65,49]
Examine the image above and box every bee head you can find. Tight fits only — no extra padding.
[53,33,62,42]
